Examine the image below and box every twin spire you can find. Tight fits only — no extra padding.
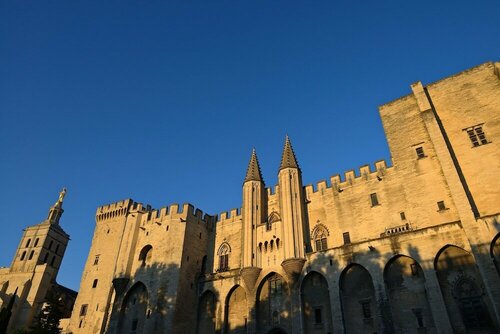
[244,136,300,183]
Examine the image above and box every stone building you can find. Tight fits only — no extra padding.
[0,189,77,333]
[65,61,500,334]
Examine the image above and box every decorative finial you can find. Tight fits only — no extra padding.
[55,187,67,206]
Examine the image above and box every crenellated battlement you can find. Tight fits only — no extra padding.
[304,159,392,197]
[141,203,215,226]
[95,199,137,222]
[216,208,241,223]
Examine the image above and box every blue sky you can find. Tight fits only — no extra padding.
[1,1,498,291]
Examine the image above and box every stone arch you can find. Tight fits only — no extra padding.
[256,272,292,333]
[117,282,149,334]
[339,263,379,334]
[224,285,247,333]
[491,233,500,275]
[301,271,333,334]
[435,245,494,332]
[197,290,217,334]
[311,224,329,252]
[138,245,153,267]
[384,255,435,332]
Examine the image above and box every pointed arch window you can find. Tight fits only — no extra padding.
[312,224,329,252]
[266,212,281,231]
[217,243,230,272]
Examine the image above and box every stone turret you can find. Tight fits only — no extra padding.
[241,149,267,268]
[278,136,308,262]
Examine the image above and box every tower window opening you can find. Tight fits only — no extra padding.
[370,193,379,206]
[25,239,31,248]
[28,250,35,260]
[34,238,39,247]
[20,251,26,261]
[50,255,56,266]
[465,125,488,147]
[343,232,351,245]
[416,146,426,159]
[92,279,98,288]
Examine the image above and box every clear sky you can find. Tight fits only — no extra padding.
[1,1,498,291]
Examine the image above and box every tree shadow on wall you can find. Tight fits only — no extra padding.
[106,259,215,334]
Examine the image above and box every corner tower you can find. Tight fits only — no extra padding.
[278,136,307,260]
[241,149,267,267]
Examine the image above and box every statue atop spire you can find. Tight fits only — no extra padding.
[244,149,264,183]
[279,135,299,171]
[47,188,67,224]
[54,187,67,207]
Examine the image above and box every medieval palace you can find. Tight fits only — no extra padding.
[1,62,499,334]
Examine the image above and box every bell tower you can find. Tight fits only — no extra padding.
[10,188,70,275]
[278,136,307,259]
[241,149,267,267]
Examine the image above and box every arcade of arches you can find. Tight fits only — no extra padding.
[197,240,500,334]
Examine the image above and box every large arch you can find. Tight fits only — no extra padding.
[491,233,500,276]
[435,245,494,333]
[301,271,333,334]
[197,290,216,334]
[224,285,247,334]
[384,255,435,333]
[256,272,291,334]
[340,264,379,334]
[117,282,149,334]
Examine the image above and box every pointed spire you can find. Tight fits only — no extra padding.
[244,149,264,183]
[279,135,299,171]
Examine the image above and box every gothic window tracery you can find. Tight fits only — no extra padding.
[312,224,329,252]
[217,243,230,272]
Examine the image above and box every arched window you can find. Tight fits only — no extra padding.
[312,224,329,252]
[55,244,60,254]
[138,245,153,267]
[43,253,49,263]
[266,212,281,231]
[270,240,274,251]
[276,238,280,249]
[49,240,54,250]
[20,251,26,261]
[50,255,56,266]
[25,239,31,248]
[28,250,35,260]
[34,238,39,247]
[217,243,230,272]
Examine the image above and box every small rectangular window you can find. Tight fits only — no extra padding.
[80,304,88,316]
[361,301,371,318]
[343,232,351,245]
[415,146,425,159]
[92,279,98,288]
[370,193,379,206]
[93,255,100,265]
[314,308,322,324]
[437,201,446,211]
[400,212,406,220]
[465,125,488,147]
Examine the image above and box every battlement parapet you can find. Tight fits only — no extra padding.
[266,185,279,196]
[141,203,215,226]
[96,199,137,222]
[216,208,241,223]
[304,159,393,198]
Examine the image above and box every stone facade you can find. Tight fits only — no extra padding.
[65,62,500,334]
[0,190,77,333]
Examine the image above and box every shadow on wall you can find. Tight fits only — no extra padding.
[196,233,500,334]
[104,261,188,334]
